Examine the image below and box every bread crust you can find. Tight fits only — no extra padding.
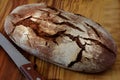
[4,3,117,73]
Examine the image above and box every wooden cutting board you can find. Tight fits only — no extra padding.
[0,0,120,80]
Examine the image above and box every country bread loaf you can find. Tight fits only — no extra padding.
[4,3,117,73]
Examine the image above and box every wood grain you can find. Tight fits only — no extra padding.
[0,0,120,80]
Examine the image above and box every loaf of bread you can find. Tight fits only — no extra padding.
[4,3,117,73]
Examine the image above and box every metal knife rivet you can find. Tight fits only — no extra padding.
[27,67,31,70]
[36,77,41,80]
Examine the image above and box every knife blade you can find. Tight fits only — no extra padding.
[0,33,45,80]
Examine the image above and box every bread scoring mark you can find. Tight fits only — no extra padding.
[47,6,58,12]
[96,22,102,26]
[31,12,85,34]
[80,37,116,57]
[75,13,85,17]
[44,30,66,38]
[14,16,38,29]
[30,7,84,33]
[43,30,66,45]
[39,7,71,20]
[84,22,100,37]
[68,43,87,67]
[57,12,70,20]
[8,22,17,36]
[39,7,62,20]
[53,21,84,32]
[63,32,115,67]
[62,33,86,67]
[38,9,50,17]
[63,34,84,48]
[14,17,67,45]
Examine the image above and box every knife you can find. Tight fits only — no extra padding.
[0,33,45,80]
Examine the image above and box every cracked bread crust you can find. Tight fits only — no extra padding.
[4,3,117,73]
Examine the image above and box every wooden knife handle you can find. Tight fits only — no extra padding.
[20,63,45,80]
